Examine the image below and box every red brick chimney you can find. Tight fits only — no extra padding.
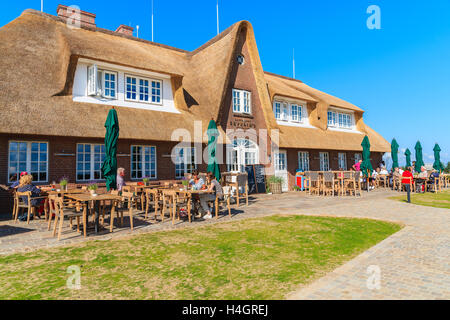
[115,24,134,36]
[56,4,96,28]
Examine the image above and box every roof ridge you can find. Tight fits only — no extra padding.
[22,9,189,54]
[264,71,303,83]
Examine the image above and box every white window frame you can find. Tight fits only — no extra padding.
[298,151,310,171]
[8,141,48,184]
[354,153,362,163]
[87,64,117,100]
[232,89,252,114]
[227,139,259,172]
[338,152,347,170]
[274,151,287,171]
[274,99,307,124]
[76,143,105,182]
[131,145,157,180]
[319,152,330,171]
[101,70,117,99]
[125,74,162,105]
[175,146,197,179]
[274,101,281,119]
[328,109,353,129]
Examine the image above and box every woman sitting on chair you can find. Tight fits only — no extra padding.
[198,172,223,220]
[17,174,44,221]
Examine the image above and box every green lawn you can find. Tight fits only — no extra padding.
[389,190,450,209]
[0,215,401,300]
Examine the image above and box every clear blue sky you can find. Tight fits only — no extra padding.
[2,0,449,165]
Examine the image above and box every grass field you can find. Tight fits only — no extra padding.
[0,215,401,300]
[389,190,450,209]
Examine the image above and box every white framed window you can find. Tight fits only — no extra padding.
[232,89,251,114]
[87,65,117,99]
[281,103,288,121]
[131,145,157,180]
[274,152,287,171]
[227,139,259,172]
[76,144,105,181]
[338,152,347,170]
[354,153,362,163]
[291,104,298,122]
[328,109,353,129]
[8,141,48,183]
[298,151,310,171]
[175,146,197,179]
[126,75,162,104]
[319,152,330,171]
[274,102,281,119]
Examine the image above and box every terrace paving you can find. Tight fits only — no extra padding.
[0,189,448,299]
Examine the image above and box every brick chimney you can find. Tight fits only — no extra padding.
[115,24,134,36]
[56,4,96,28]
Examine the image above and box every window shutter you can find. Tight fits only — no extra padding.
[97,70,103,96]
[87,64,98,96]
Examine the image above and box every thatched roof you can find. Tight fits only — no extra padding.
[0,9,389,152]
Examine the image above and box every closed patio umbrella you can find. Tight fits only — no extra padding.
[414,141,424,173]
[360,135,373,177]
[206,119,221,181]
[433,143,444,172]
[405,148,412,167]
[391,138,399,170]
[101,108,119,191]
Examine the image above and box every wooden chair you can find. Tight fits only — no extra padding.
[378,175,389,189]
[214,186,232,219]
[308,171,321,195]
[109,191,136,231]
[341,171,353,196]
[144,188,163,220]
[400,176,414,193]
[52,195,85,240]
[223,173,248,207]
[322,172,336,196]
[346,172,362,196]
[161,189,177,222]
[14,191,47,224]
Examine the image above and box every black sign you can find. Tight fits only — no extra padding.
[245,164,266,194]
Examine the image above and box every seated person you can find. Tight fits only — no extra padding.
[17,174,44,221]
[189,170,206,190]
[427,169,440,190]
[418,166,428,179]
[116,167,126,192]
[10,171,28,189]
[416,166,428,192]
[380,167,389,175]
[199,172,223,219]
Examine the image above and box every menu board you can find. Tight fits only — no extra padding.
[245,164,266,194]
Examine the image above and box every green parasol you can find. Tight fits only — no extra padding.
[101,108,119,191]
[360,135,373,177]
[391,138,399,170]
[206,119,221,181]
[405,148,412,167]
[433,143,444,172]
[414,141,424,173]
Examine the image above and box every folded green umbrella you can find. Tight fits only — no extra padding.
[206,119,221,181]
[414,141,424,173]
[101,108,119,191]
[360,135,373,177]
[405,148,411,167]
[433,143,444,172]
[391,138,399,170]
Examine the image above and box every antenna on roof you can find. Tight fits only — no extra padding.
[292,48,296,79]
[152,0,154,41]
[216,0,220,35]
[136,25,140,38]
[41,0,43,12]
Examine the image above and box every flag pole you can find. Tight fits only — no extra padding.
[216,0,220,35]
[41,0,43,12]
[292,48,295,79]
[151,0,154,42]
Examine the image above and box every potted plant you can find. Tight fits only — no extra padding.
[267,176,283,194]
[142,177,150,186]
[59,176,69,191]
[181,178,189,190]
[87,182,98,196]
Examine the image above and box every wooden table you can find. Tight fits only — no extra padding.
[170,188,214,223]
[65,193,123,233]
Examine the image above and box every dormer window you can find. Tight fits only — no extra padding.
[87,65,117,99]
[232,89,251,114]
[327,109,353,129]
[273,100,307,124]
[126,75,162,104]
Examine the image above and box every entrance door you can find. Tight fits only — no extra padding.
[274,149,288,191]
[227,139,259,172]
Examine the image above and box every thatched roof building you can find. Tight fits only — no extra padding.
[0,8,389,152]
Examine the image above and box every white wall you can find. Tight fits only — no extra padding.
[72,59,180,114]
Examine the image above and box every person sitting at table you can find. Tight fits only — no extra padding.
[370,167,380,189]
[9,171,28,189]
[352,160,362,171]
[189,170,206,190]
[116,167,126,192]
[415,166,428,192]
[380,167,389,175]
[198,172,224,220]
[17,174,44,221]
[427,169,440,191]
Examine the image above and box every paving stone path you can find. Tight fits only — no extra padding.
[1,190,448,299]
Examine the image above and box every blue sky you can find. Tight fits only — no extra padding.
[2,0,449,166]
